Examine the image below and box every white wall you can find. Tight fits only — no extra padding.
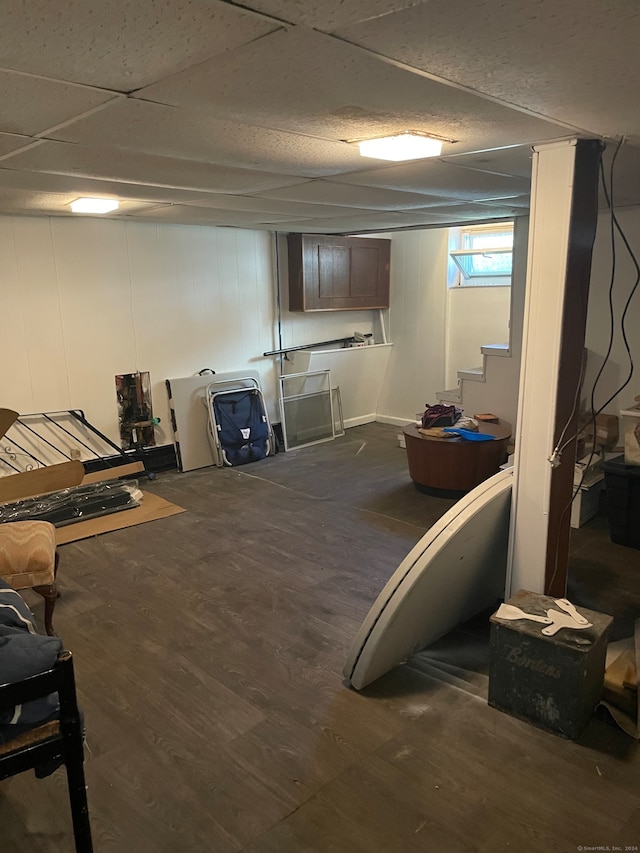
[1,215,282,447]
[374,228,449,424]
[441,202,640,435]
[585,205,640,416]
[445,286,511,388]
[379,204,640,434]
[15,204,630,456]
[374,225,522,426]
[1,216,393,454]
[445,217,529,431]
[283,344,393,428]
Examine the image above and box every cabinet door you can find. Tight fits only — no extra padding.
[288,235,390,311]
[317,243,350,300]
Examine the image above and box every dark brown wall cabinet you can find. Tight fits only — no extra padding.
[287,234,390,312]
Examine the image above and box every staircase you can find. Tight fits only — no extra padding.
[436,343,516,428]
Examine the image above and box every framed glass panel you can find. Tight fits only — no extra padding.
[279,371,336,451]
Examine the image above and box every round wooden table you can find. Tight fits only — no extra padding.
[403,422,511,496]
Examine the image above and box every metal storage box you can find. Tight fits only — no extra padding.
[489,590,613,739]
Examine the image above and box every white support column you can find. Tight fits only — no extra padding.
[506,139,580,596]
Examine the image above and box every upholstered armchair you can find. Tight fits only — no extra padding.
[0,521,59,636]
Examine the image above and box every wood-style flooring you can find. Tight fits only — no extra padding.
[2,423,639,852]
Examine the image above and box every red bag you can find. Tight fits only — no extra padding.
[421,404,462,429]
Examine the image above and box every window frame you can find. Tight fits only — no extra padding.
[448,222,514,288]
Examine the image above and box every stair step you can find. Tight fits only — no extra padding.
[481,343,510,357]
[436,387,462,403]
[457,366,485,382]
[438,342,511,409]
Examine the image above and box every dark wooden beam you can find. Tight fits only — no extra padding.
[544,138,602,596]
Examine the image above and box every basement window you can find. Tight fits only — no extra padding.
[449,223,514,287]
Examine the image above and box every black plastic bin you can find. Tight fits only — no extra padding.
[602,454,640,549]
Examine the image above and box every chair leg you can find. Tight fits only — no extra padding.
[64,747,93,853]
[33,548,61,636]
[32,583,58,636]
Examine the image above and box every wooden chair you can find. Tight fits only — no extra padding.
[0,520,60,635]
[0,651,93,852]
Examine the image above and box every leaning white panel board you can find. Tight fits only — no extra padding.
[165,371,261,472]
[344,468,513,690]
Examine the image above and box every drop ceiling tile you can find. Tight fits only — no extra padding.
[127,204,291,226]
[0,70,117,136]
[0,168,235,205]
[136,27,571,151]
[0,167,371,214]
[272,216,413,234]
[0,187,163,215]
[184,194,376,219]
[2,141,307,194]
[331,160,530,200]
[0,188,67,212]
[0,133,33,158]
[406,201,521,221]
[53,98,364,177]
[237,0,425,29]
[480,195,530,210]
[0,0,279,91]
[336,0,640,137]
[253,179,454,210]
[442,145,534,180]
[273,206,479,233]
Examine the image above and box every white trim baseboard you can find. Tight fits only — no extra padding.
[375,414,416,427]
[344,413,378,429]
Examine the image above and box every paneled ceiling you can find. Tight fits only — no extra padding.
[1,0,639,233]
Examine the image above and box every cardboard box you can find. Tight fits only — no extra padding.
[0,462,184,545]
[570,476,603,528]
[573,452,601,487]
[620,408,640,465]
[579,413,619,447]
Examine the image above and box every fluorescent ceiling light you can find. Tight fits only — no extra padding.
[70,197,120,214]
[358,132,443,161]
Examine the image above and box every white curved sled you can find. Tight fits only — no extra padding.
[344,467,513,690]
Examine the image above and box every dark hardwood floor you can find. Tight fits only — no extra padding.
[3,423,639,852]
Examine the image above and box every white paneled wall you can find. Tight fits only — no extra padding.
[283,344,393,427]
[6,208,626,453]
[7,218,72,412]
[375,222,529,428]
[1,221,43,411]
[445,286,511,388]
[1,216,280,445]
[50,217,137,440]
[1,216,395,449]
[375,229,449,424]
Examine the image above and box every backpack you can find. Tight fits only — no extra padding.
[421,403,462,430]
